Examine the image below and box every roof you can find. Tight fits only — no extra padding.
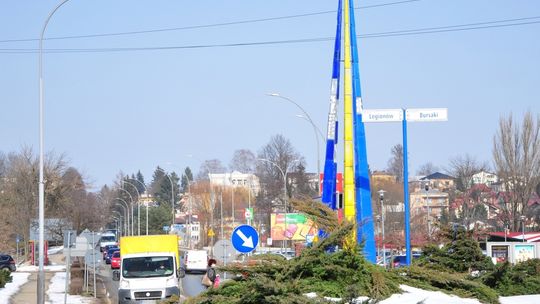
[488,232,540,242]
[420,172,455,180]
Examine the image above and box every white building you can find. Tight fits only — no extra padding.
[472,171,498,186]
[208,171,260,195]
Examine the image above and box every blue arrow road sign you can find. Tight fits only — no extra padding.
[231,225,259,253]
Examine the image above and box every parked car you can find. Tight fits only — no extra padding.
[103,245,118,260]
[392,254,421,268]
[110,251,120,269]
[183,250,208,273]
[105,247,120,264]
[0,254,16,272]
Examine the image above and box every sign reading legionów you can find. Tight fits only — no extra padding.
[361,109,403,123]
[406,108,448,122]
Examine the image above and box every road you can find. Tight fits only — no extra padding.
[98,264,206,303]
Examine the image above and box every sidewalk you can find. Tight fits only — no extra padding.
[9,251,101,304]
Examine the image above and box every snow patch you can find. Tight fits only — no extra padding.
[500,294,540,304]
[45,272,94,304]
[378,285,482,304]
[17,264,66,272]
[48,246,64,255]
[0,272,31,304]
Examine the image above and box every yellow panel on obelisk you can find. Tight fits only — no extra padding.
[342,0,356,231]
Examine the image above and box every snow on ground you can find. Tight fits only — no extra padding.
[378,285,482,304]
[45,272,94,304]
[48,246,64,255]
[0,272,31,304]
[17,264,66,272]
[500,294,540,304]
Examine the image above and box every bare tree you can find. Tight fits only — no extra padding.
[256,135,304,216]
[493,111,540,230]
[416,162,439,176]
[387,144,403,182]
[229,149,256,173]
[446,154,489,192]
[196,159,226,180]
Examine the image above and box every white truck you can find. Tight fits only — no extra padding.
[98,232,118,252]
[112,235,184,304]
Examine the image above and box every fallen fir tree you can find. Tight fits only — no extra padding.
[185,198,399,304]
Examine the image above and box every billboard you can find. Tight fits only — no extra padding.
[514,244,535,263]
[270,213,317,241]
[491,245,509,264]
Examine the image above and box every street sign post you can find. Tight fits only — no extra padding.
[231,225,259,254]
[362,107,448,266]
[213,239,236,264]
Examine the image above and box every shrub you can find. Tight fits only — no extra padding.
[0,269,12,288]
[481,259,540,296]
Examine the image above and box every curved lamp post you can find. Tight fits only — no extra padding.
[37,1,71,302]
[117,188,135,235]
[115,198,131,236]
[123,181,141,236]
[267,93,321,194]
[127,178,150,235]
[257,158,299,250]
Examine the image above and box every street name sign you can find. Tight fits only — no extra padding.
[406,108,448,122]
[231,225,259,253]
[361,109,403,123]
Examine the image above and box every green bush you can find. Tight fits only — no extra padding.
[481,259,540,296]
[393,266,500,304]
[0,269,13,288]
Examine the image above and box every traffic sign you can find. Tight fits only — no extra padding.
[406,108,448,122]
[231,225,258,253]
[207,228,215,237]
[361,109,403,123]
[244,208,253,220]
[85,249,101,267]
[213,239,236,264]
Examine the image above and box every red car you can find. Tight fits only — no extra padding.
[110,251,121,269]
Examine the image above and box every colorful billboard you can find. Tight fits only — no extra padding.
[491,245,509,264]
[514,244,535,263]
[270,213,317,241]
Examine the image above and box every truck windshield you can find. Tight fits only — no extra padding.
[122,256,174,278]
[101,235,115,242]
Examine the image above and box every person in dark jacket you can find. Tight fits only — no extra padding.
[204,258,217,288]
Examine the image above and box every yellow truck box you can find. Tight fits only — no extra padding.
[120,235,179,267]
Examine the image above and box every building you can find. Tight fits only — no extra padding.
[472,171,498,186]
[208,171,260,195]
[419,172,455,192]
[410,188,449,218]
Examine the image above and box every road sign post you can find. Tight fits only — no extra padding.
[362,107,448,265]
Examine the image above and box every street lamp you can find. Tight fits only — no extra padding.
[37,1,71,302]
[118,188,135,235]
[123,181,141,236]
[257,158,299,250]
[114,199,130,236]
[267,93,321,194]
[127,178,150,236]
[520,215,526,242]
[424,183,431,238]
[378,189,386,267]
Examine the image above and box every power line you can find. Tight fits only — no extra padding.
[1,16,539,54]
[0,0,421,44]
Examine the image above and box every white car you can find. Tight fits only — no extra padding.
[183,250,208,273]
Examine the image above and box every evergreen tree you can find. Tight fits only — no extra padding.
[136,170,146,193]
[181,167,193,193]
[419,224,494,273]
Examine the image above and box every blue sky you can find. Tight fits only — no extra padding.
[1,0,539,189]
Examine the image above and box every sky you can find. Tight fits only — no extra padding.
[1,0,539,190]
